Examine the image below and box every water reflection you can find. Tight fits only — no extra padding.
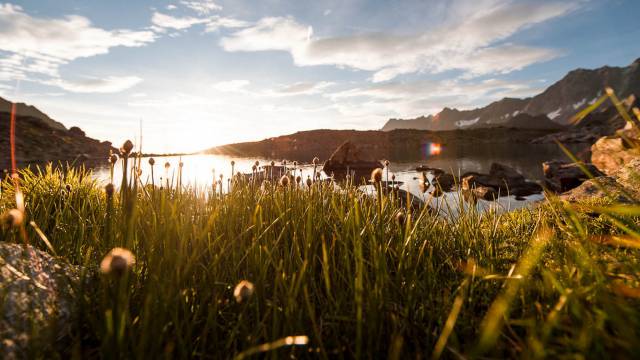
[93,142,583,214]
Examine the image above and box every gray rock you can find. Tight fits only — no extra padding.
[0,242,79,359]
[559,159,640,203]
[322,141,381,181]
[542,160,604,192]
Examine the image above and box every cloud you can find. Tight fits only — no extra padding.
[0,4,155,79]
[329,78,540,102]
[211,79,250,92]
[220,1,578,81]
[204,16,250,32]
[151,12,207,30]
[220,17,312,52]
[180,0,222,15]
[0,4,154,93]
[47,76,143,93]
[268,81,334,96]
[151,11,248,33]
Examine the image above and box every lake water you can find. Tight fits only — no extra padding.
[93,143,588,215]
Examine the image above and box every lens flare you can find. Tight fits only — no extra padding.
[430,143,442,155]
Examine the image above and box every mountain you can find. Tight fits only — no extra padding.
[0,96,115,169]
[0,97,66,131]
[382,57,640,131]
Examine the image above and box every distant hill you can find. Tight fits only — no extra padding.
[382,57,640,131]
[0,97,66,131]
[0,97,115,169]
[205,127,560,162]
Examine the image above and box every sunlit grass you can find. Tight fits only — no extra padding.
[0,160,638,359]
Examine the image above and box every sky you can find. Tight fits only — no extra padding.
[0,0,639,153]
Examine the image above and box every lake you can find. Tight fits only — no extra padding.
[93,142,588,215]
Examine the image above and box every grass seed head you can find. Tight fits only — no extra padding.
[148,157,155,166]
[2,209,24,228]
[231,160,235,166]
[100,247,135,277]
[312,157,319,165]
[270,161,275,167]
[391,174,396,181]
[120,140,134,156]
[164,162,171,169]
[280,175,290,187]
[371,168,383,183]
[395,210,406,226]
[306,176,312,187]
[233,280,254,303]
[296,176,301,184]
[105,183,115,197]
[109,153,118,164]
[384,160,390,167]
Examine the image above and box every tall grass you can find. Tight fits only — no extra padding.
[1,160,639,359]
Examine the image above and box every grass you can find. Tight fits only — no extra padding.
[0,160,639,359]
[2,87,640,359]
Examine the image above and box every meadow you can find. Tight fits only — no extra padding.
[1,152,639,359]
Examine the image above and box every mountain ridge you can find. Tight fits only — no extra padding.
[381,57,640,132]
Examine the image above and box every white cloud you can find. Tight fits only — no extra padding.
[151,11,248,33]
[151,12,207,30]
[0,4,155,79]
[268,81,334,96]
[180,0,222,15]
[220,1,578,81]
[166,4,178,10]
[211,79,250,92]
[329,78,539,102]
[220,17,312,52]
[204,16,250,32]
[47,76,143,93]
[0,4,154,93]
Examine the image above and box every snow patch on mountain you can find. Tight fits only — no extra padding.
[547,108,562,120]
[455,117,480,128]
[573,98,587,109]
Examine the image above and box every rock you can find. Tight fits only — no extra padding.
[511,181,544,197]
[322,141,381,181]
[461,163,542,200]
[591,126,640,175]
[542,160,604,192]
[415,166,444,175]
[558,159,640,203]
[489,163,525,185]
[0,242,79,359]
[612,158,640,198]
[473,186,498,201]
[431,173,456,191]
[462,163,527,191]
[558,176,635,204]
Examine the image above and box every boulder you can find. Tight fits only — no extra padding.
[461,163,542,200]
[591,125,640,175]
[558,159,640,203]
[489,163,525,185]
[472,186,498,201]
[323,141,381,181]
[558,177,635,204]
[431,172,456,191]
[542,160,604,192]
[0,242,79,359]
